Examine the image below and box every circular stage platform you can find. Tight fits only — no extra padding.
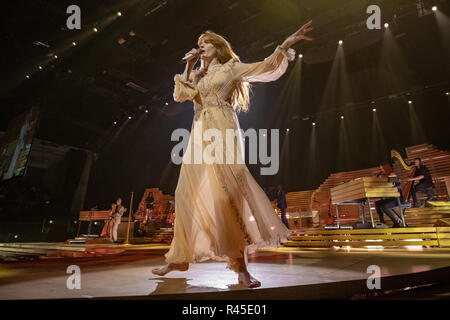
[0,245,449,299]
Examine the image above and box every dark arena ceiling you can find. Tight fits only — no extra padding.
[1,0,449,200]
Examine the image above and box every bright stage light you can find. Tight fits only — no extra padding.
[384,23,389,28]
[408,100,412,104]
[54,55,58,59]
[128,116,132,119]
[38,66,42,70]
[312,122,316,126]
[165,102,169,106]
[340,115,344,119]
[338,40,343,45]
[286,128,290,132]
[25,75,30,79]
[145,109,149,113]
[113,121,117,125]
[446,92,449,96]
[93,28,98,32]
[372,108,376,112]
[432,6,437,12]
[117,12,122,16]
[49,220,54,224]
[298,54,303,58]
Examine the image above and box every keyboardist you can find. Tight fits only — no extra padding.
[375,163,404,227]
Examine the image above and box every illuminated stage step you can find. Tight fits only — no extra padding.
[385,205,450,227]
[285,226,450,248]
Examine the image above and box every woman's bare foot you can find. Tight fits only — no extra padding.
[152,262,189,276]
[238,271,261,288]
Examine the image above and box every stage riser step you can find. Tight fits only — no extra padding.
[304,227,449,235]
[291,234,440,241]
[285,240,439,247]
[404,213,450,217]
[286,227,450,248]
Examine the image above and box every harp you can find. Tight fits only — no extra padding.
[390,149,416,201]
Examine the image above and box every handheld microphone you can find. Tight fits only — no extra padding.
[182,53,195,61]
[180,50,203,63]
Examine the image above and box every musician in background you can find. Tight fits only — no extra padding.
[145,192,154,223]
[375,163,403,227]
[109,197,127,243]
[408,158,436,207]
[277,184,289,229]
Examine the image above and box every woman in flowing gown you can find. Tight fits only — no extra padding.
[152,21,313,288]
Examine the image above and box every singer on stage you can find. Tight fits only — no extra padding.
[152,21,313,288]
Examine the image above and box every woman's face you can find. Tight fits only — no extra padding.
[198,38,217,61]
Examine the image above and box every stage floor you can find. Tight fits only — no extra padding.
[1,246,450,299]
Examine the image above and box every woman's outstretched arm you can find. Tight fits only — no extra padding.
[231,20,313,83]
[280,20,313,50]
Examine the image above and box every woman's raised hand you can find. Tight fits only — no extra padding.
[281,20,313,49]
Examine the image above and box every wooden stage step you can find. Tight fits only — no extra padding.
[385,204,450,227]
[285,226,450,248]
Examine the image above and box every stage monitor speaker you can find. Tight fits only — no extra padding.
[434,219,450,227]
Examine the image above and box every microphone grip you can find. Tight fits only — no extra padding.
[182,54,195,61]
[179,50,202,64]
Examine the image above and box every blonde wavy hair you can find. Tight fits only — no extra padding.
[197,31,251,113]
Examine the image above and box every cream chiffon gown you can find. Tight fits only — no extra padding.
[166,45,295,271]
